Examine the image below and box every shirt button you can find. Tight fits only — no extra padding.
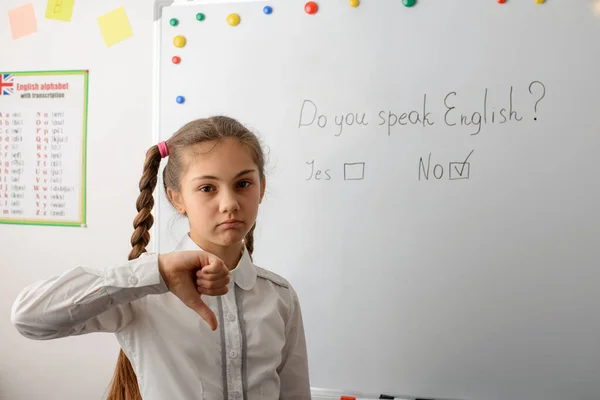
[128,276,138,285]
[229,350,238,358]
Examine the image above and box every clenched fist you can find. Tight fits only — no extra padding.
[158,251,230,330]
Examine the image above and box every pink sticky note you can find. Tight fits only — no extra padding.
[8,3,38,40]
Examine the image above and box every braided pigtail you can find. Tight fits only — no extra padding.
[106,143,165,400]
[244,223,256,261]
[129,145,162,260]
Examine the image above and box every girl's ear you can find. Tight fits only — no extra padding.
[259,176,266,204]
[167,188,186,214]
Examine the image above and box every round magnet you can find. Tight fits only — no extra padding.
[169,18,179,26]
[305,2,318,14]
[403,0,416,6]
[176,96,185,104]
[227,13,240,26]
[196,12,205,21]
[173,35,186,48]
[263,6,273,14]
[172,56,181,64]
[349,0,359,7]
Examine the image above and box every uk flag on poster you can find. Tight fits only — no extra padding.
[0,74,15,96]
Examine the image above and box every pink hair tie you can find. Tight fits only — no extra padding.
[158,141,169,158]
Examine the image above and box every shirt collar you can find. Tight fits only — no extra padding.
[173,233,257,291]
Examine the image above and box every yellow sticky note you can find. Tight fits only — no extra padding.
[8,3,38,40]
[46,0,75,22]
[97,7,133,47]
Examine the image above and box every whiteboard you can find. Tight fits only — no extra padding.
[154,1,600,399]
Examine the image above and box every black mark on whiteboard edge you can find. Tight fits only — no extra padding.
[344,162,365,181]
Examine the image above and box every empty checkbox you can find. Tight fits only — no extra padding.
[344,162,365,180]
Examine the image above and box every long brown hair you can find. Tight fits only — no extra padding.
[106,116,266,399]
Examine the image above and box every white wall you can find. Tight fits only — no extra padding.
[1,1,157,399]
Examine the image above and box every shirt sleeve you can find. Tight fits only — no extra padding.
[278,284,312,399]
[11,252,169,340]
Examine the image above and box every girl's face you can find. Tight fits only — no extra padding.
[169,138,265,251]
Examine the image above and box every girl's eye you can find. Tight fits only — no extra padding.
[237,180,251,189]
[199,185,214,193]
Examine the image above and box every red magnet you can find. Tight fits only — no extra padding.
[498,0,507,3]
[172,56,181,64]
[304,1,318,14]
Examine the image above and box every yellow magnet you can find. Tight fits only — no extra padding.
[227,13,240,26]
[173,35,186,48]
[349,0,359,7]
[535,0,545,3]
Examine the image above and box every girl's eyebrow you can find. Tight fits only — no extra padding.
[192,169,256,181]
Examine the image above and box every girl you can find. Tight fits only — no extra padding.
[11,116,311,400]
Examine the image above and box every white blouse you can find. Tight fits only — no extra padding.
[11,234,311,400]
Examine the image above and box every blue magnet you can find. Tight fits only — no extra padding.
[263,6,273,14]
[176,96,185,104]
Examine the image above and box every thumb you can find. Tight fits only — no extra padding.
[178,284,218,331]
[192,299,218,331]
